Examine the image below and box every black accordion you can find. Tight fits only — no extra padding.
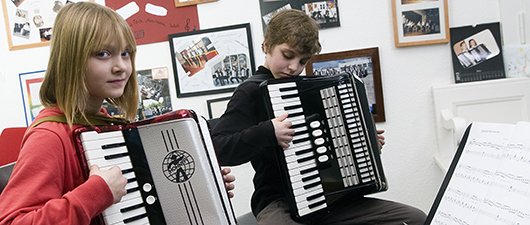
[260,72,388,221]
[74,109,237,225]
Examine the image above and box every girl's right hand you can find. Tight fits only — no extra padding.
[89,165,127,204]
[272,113,294,148]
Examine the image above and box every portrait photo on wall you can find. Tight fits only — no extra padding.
[169,23,255,97]
[259,0,340,32]
[305,47,386,122]
[450,22,505,83]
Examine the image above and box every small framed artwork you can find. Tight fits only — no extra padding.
[391,0,450,47]
[206,96,231,119]
[169,23,255,98]
[174,0,218,8]
[306,47,386,122]
[19,70,46,126]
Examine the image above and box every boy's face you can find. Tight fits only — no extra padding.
[263,43,313,79]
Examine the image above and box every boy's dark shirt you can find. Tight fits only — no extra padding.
[212,66,285,216]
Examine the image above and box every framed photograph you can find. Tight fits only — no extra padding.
[391,0,450,47]
[206,96,231,119]
[174,0,218,8]
[1,0,90,51]
[169,23,255,98]
[259,0,340,33]
[102,67,174,121]
[306,47,386,122]
[19,70,45,126]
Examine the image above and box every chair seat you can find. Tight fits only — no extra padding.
[237,212,257,225]
[0,162,15,194]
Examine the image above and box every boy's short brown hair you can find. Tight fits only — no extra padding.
[264,9,321,56]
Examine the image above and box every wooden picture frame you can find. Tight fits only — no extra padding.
[391,0,450,47]
[174,0,217,8]
[169,23,255,98]
[2,0,90,51]
[306,47,386,122]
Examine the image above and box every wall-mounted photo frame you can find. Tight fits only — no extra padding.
[2,0,90,51]
[306,47,386,122]
[19,70,45,126]
[169,23,255,98]
[391,0,450,47]
[174,0,218,8]
[259,0,340,33]
[206,96,231,119]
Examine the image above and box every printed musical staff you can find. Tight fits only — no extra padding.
[429,122,530,225]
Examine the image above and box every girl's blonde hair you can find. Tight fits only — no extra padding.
[40,2,138,125]
[264,9,321,56]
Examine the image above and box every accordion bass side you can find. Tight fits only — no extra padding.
[260,73,388,221]
[73,109,237,225]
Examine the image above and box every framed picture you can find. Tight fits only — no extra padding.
[169,23,255,98]
[19,70,45,126]
[206,96,231,119]
[259,0,340,33]
[1,0,90,51]
[174,0,218,8]
[391,0,450,47]
[306,47,386,122]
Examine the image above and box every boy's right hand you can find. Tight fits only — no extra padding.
[272,113,294,148]
[89,165,127,204]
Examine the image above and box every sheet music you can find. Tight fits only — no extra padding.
[430,121,530,225]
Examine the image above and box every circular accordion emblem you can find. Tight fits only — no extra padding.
[162,150,195,183]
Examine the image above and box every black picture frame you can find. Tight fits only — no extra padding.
[206,96,231,119]
[306,47,386,122]
[169,23,255,98]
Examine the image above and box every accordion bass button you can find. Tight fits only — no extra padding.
[142,183,152,192]
[318,155,329,163]
[312,129,323,137]
[314,138,325,145]
[146,195,156,205]
[316,146,327,154]
[310,121,321,128]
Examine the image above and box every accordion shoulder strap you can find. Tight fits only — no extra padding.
[29,113,128,130]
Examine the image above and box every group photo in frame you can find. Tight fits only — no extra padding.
[391,0,450,47]
[259,0,340,33]
[305,47,386,122]
[169,23,255,98]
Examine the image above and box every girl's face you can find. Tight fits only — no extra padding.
[86,40,132,112]
[263,43,312,79]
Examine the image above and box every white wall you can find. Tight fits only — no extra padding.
[0,0,505,218]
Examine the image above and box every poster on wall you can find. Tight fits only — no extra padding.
[103,67,173,121]
[19,70,45,126]
[105,0,199,45]
[450,22,505,83]
[1,0,88,51]
[169,23,255,98]
[259,0,340,32]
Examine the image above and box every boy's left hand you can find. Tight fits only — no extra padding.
[221,168,236,198]
[377,129,385,149]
